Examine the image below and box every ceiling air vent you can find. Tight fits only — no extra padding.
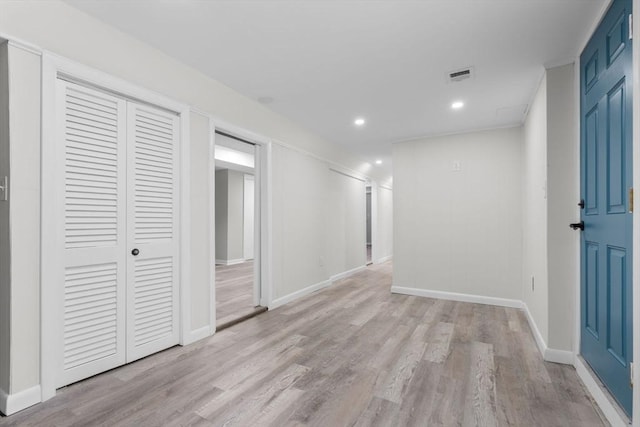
[447,67,474,83]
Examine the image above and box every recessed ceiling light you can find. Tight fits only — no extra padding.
[375,160,382,165]
[451,101,465,110]
[354,117,366,126]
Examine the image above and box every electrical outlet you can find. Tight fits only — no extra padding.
[531,276,535,291]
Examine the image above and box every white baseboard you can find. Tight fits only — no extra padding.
[575,357,630,427]
[0,385,41,416]
[522,303,549,359]
[543,347,575,365]
[375,255,393,264]
[390,286,523,309]
[269,279,331,310]
[521,304,574,365]
[215,258,245,266]
[181,325,211,346]
[330,265,366,282]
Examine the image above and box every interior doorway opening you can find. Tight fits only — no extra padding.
[214,131,266,329]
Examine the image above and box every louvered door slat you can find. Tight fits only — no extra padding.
[56,80,179,387]
[56,80,126,388]
[126,103,179,363]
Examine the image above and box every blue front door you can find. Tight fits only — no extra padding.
[580,0,634,416]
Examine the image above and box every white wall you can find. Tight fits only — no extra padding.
[271,144,329,300]
[376,185,393,262]
[521,63,577,354]
[189,111,212,332]
[327,170,366,277]
[522,74,549,345]
[214,169,245,263]
[7,44,41,397]
[214,170,229,261]
[393,127,523,300]
[546,63,578,351]
[243,174,255,260]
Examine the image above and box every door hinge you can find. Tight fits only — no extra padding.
[631,362,634,387]
[630,14,634,40]
[630,187,634,213]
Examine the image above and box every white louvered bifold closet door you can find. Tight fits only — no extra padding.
[56,80,127,387]
[125,103,180,362]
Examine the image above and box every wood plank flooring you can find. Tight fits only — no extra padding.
[215,261,259,325]
[0,262,607,426]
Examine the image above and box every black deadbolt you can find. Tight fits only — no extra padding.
[131,248,140,256]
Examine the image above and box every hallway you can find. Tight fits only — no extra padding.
[0,262,605,426]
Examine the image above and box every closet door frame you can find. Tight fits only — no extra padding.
[41,53,191,402]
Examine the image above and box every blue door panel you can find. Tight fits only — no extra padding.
[585,107,599,215]
[607,10,627,66]
[586,242,599,338]
[607,246,626,364]
[580,0,633,416]
[607,80,626,213]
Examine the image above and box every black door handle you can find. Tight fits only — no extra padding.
[578,199,585,209]
[131,248,140,256]
[569,221,584,231]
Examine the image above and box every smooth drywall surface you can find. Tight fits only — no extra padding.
[376,186,393,261]
[243,174,254,260]
[189,111,211,331]
[327,170,366,276]
[214,169,245,263]
[0,41,10,396]
[546,63,578,351]
[215,170,229,261]
[272,144,329,299]
[522,74,549,345]
[393,127,523,300]
[0,1,387,184]
[8,44,41,393]
[226,170,245,262]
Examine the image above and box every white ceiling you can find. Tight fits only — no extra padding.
[65,0,606,171]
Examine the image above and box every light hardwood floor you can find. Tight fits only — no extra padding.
[0,262,607,426]
[215,261,260,326]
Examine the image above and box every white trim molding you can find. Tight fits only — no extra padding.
[522,304,574,365]
[269,280,331,310]
[575,357,630,427]
[214,259,246,266]
[0,385,42,416]
[390,286,523,309]
[376,255,393,264]
[181,325,212,346]
[330,265,366,282]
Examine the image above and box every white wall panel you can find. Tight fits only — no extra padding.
[327,170,366,276]
[376,186,393,262]
[522,75,549,345]
[271,144,328,299]
[393,127,523,300]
